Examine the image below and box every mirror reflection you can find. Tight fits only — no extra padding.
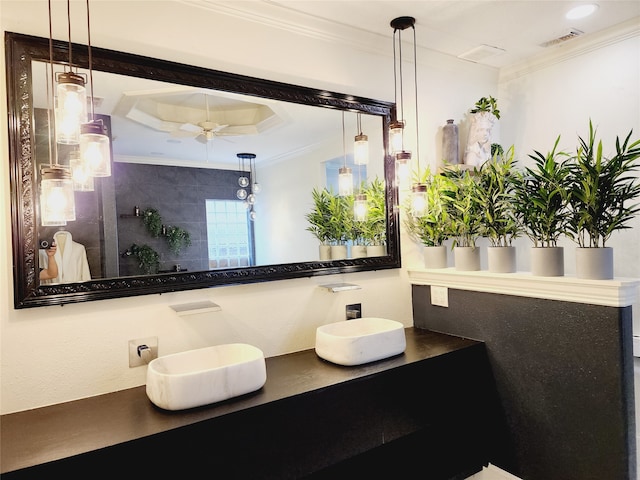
[8,32,399,308]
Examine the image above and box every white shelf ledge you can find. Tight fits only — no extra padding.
[319,283,362,293]
[169,301,222,316]
[408,268,640,308]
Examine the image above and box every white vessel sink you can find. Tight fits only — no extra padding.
[146,343,267,411]
[315,317,406,366]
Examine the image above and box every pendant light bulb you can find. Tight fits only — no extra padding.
[338,166,353,197]
[70,150,94,191]
[252,182,261,194]
[410,183,428,217]
[354,133,369,165]
[354,193,368,222]
[238,176,249,188]
[40,167,76,224]
[395,150,412,184]
[80,121,111,177]
[389,120,405,156]
[237,188,248,200]
[55,72,87,144]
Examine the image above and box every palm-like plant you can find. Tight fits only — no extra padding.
[513,136,572,247]
[476,146,522,247]
[442,168,483,248]
[404,169,453,247]
[566,121,640,247]
[305,188,333,245]
[360,177,387,246]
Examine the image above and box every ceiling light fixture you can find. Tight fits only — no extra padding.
[390,16,417,185]
[79,0,112,178]
[566,4,599,20]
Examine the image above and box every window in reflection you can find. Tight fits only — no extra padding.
[206,200,254,269]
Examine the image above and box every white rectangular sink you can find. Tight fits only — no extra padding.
[146,343,267,411]
[315,317,406,366]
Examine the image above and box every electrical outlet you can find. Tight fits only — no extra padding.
[128,336,158,367]
[346,303,362,320]
[430,286,449,307]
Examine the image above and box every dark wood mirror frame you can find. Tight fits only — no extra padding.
[6,32,401,309]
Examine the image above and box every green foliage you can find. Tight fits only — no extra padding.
[403,169,454,247]
[513,136,572,247]
[165,226,192,255]
[470,96,500,120]
[566,121,640,247]
[441,167,483,248]
[305,188,333,245]
[476,146,523,246]
[142,208,162,237]
[326,192,350,245]
[360,177,387,246]
[130,244,159,274]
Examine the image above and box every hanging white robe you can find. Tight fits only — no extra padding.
[39,231,91,284]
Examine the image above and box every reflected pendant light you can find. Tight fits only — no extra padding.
[70,149,94,191]
[410,183,428,217]
[251,155,261,194]
[354,113,369,165]
[338,111,353,196]
[55,0,87,145]
[80,0,112,177]
[41,167,76,224]
[354,193,368,222]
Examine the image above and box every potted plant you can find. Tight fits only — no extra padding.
[476,146,522,273]
[305,188,333,260]
[129,243,160,274]
[442,167,483,271]
[361,177,387,257]
[142,208,163,237]
[566,121,640,279]
[404,169,453,268]
[165,226,191,255]
[513,136,572,276]
[326,192,350,260]
[464,96,500,167]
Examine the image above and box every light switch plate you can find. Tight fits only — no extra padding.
[430,285,449,307]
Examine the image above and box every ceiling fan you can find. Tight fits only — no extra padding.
[170,94,229,144]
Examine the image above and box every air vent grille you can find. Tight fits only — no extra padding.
[540,29,584,47]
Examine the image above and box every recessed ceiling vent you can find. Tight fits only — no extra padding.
[457,44,506,63]
[540,29,584,47]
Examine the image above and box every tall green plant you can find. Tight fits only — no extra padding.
[326,192,350,245]
[360,177,387,246]
[567,121,640,247]
[404,169,454,247]
[442,168,482,248]
[305,188,333,245]
[476,146,522,246]
[513,136,571,247]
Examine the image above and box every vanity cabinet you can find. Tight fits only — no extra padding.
[1,329,503,479]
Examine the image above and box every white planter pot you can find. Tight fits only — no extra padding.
[576,247,613,280]
[454,246,480,271]
[530,247,564,277]
[330,245,347,260]
[351,245,367,259]
[423,245,447,269]
[319,245,331,261]
[487,246,516,273]
[367,245,386,257]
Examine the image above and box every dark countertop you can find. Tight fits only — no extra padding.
[1,327,480,474]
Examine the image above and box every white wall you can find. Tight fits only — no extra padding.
[0,1,497,413]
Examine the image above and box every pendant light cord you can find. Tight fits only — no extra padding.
[342,111,347,167]
[47,0,58,167]
[86,0,95,121]
[66,0,72,71]
[393,27,405,151]
[412,25,420,172]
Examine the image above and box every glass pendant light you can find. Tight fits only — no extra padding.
[338,111,353,196]
[41,0,75,226]
[354,113,369,165]
[410,183,428,217]
[41,167,76,224]
[390,17,415,183]
[251,155,261,194]
[55,0,87,145]
[70,150,94,191]
[354,193,368,222]
[80,0,112,177]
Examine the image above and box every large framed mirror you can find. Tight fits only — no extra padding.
[7,32,400,309]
